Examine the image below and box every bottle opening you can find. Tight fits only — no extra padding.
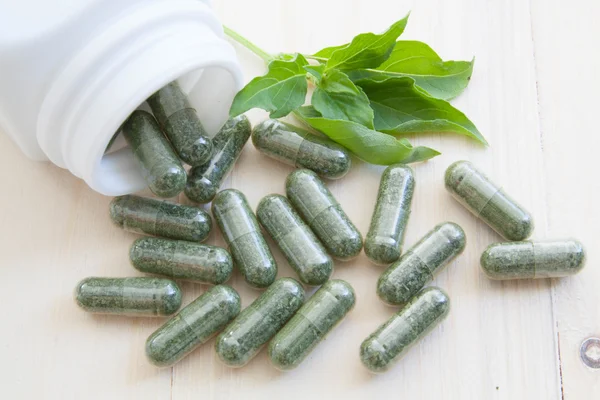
[37,0,243,196]
[93,65,242,195]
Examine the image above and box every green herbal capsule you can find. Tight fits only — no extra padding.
[365,165,415,265]
[185,115,252,203]
[145,285,241,367]
[147,81,213,166]
[122,110,187,198]
[75,277,182,316]
[377,222,465,305]
[445,160,534,241]
[481,240,585,280]
[269,279,355,370]
[216,278,305,367]
[130,237,232,285]
[252,119,351,179]
[286,169,363,260]
[360,287,450,373]
[110,195,211,242]
[212,189,277,288]
[256,194,333,286]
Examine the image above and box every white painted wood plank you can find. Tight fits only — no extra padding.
[171,0,558,399]
[0,135,173,399]
[530,0,600,397]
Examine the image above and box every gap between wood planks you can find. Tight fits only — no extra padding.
[527,0,564,399]
[170,367,174,400]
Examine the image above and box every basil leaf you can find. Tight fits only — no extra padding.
[396,139,442,163]
[276,53,299,61]
[355,76,487,145]
[323,15,410,71]
[348,41,474,100]
[295,106,440,165]
[313,44,347,59]
[303,64,325,80]
[311,69,374,128]
[230,53,309,118]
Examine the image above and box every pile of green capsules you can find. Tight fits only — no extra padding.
[75,82,586,373]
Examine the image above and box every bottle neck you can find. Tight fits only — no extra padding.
[37,0,242,195]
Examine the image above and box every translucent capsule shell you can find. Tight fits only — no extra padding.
[269,279,355,370]
[215,278,305,367]
[212,189,277,288]
[481,240,585,279]
[146,285,241,367]
[185,115,252,203]
[445,160,534,241]
[286,169,363,260]
[257,194,333,286]
[252,119,351,179]
[110,195,212,242]
[377,222,465,305]
[122,110,187,197]
[360,287,450,373]
[130,237,233,284]
[365,165,415,265]
[75,277,182,316]
[147,81,213,166]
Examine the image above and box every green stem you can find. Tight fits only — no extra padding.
[304,55,329,62]
[223,26,274,63]
[306,73,319,86]
[292,110,309,126]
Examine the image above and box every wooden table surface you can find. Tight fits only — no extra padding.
[1,0,598,398]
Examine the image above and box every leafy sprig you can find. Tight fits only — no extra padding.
[225,14,484,165]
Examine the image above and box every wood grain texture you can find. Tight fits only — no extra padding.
[0,0,596,399]
[529,0,600,396]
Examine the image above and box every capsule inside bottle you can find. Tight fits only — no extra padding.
[147,81,213,166]
[121,110,187,197]
[185,115,252,203]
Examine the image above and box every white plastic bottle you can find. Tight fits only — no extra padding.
[0,0,243,195]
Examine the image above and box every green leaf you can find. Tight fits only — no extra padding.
[295,106,440,165]
[323,14,410,71]
[311,69,374,128]
[276,53,299,61]
[229,53,309,118]
[355,76,487,145]
[313,44,347,59]
[303,64,325,80]
[347,41,474,100]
